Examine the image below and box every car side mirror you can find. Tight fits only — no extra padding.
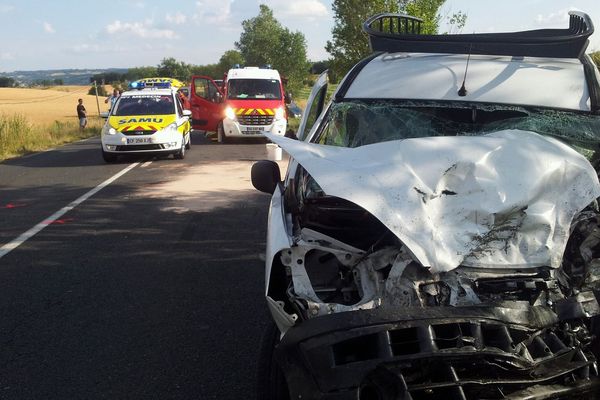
[284,129,298,140]
[284,92,292,104]
[251,160,281,194]
[182,109,192,117]
[100,111,109,119]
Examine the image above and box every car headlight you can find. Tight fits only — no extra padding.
[166,122,177,131]
[225,106,236,120]
[103,126,117,135]
[274,106,285,121]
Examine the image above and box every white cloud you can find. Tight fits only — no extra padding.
[535,8,582,26]
[1,52,14,60]
[166,12,187,25]
[105,20,178,39]
[43,22,55,34]
[193,0,232,24]
[0,4,14,13]
[267,0,328,19]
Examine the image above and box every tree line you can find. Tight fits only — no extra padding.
[5,2,597,91]
[90,1,468,93]
[89,2,600,94]
[0,77,64,88]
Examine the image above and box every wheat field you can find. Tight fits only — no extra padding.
[0,85,111,125]
[0,86,111,160]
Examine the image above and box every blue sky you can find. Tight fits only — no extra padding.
[0,0,599,72]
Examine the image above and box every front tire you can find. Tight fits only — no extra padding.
[256,323,290,400]
[102,149,117,163]
[217,122,227,144]
[174,138,186,159]
[185,131,191,150]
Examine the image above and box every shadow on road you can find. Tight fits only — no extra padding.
[0,180,271,399]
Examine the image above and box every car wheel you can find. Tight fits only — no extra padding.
[102,149,117,163]
[256,323,290,400]
[217,122,227,144]
[185,132,191,150]
[174,139,185,159]
[591,316,600,359]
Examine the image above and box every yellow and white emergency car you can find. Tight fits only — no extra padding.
[101,78,192,162]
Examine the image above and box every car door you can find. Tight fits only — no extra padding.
[175,94,190,133]
[189,75,224,131]
[296,71,328,141]
[283,71,329,186]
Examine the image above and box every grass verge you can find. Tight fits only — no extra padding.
[0,113,102,161]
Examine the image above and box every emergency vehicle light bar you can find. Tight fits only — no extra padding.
[129,81,172,90]
[364,11,594,58]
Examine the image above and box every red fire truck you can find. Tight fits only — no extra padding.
[189,66,288,143]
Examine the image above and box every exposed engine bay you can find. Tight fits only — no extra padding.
[263,131,600,399]
[269,189,600,399]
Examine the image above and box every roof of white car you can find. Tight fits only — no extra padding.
[121,88,175,97]
[345,53,592,112]
[227,67,281,81]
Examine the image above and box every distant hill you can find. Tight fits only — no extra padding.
[0,68,129,86]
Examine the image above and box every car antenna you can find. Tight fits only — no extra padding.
[458,43,473,97]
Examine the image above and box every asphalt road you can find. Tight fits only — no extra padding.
[0,132,276,399]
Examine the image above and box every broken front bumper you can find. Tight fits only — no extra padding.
[276,306,600,400]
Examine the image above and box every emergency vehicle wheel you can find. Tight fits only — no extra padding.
[174,139,186,159]
[217,122,228,144]
[102,150,117,163]
[256,323,290,400]
[185,132,191,150]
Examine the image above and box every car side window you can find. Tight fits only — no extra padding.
[175,96,183,116]
[207,83,218,103]
[194,79,209,99]
[194,78,220,103]
[303,85,327,138]
[297,71,328,141]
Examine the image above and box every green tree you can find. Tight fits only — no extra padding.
[190,64,219,78]
[0,77,15,87]
[217,50,245,76]
[235,5,310,92]
[592,51,600,69]
[126,66,158,81]
[326,0,466,78]
[88,84,107,96]
[156,57,191,81]
[311,60,330,74]
[90,72,126,85]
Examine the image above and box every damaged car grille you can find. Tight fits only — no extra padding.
[277,307,600,399]
[269,201,600,399]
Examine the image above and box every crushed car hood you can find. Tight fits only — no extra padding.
[267,130,600,273]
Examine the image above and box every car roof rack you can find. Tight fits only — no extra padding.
[364,11,594,58]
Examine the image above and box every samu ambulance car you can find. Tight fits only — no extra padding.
[190,66,288,143]
[101,78,192,162]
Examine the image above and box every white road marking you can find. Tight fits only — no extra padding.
[141,161,153,168]
[0,162,140,259]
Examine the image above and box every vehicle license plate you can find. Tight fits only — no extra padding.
[127,137,152,144]
[242,127,264,134]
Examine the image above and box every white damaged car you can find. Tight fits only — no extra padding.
[252,12,600,400]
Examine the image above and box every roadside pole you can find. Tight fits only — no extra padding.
[93,80,101,116]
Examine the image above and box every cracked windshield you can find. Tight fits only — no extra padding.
[317,100,600,157]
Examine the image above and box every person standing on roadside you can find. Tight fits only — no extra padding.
[77,98,87,130]
[105,88,120,111]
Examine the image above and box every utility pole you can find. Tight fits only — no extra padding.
[93,80,101,116]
